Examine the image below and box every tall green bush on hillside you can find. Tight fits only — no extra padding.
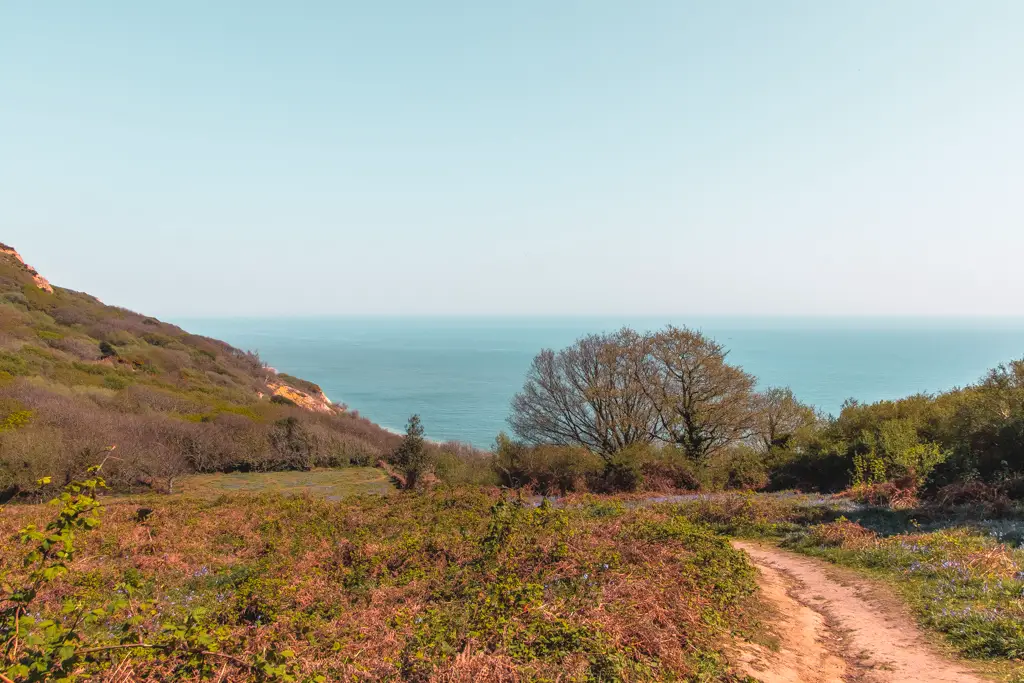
[877,418,947,484]
[392,414,433,490]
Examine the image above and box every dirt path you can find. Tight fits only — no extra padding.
[732,541,987,683]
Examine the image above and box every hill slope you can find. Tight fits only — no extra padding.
[0,243,399,499]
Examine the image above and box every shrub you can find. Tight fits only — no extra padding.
[434,448,499,487]
[838,477,919,509]
[103,374,130,390]
[806,517,877,548]
[638,446,701,491]
[98,340,117,359]
[390,414,434,490]
[601,448,646,492]
[492,434,603,495]
[702,446,768,491]
[0,398,32,432]
[0,352,29,376]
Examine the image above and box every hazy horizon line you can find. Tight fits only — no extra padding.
[171,313,1024,321]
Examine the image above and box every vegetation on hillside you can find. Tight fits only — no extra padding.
[492,325,1024,502]
[390,414,432,490]
[5,241,1020,507]
[1,475,761,681]
[2,246,1023,680]
[0,246,400,501]
[770,359,1024,498]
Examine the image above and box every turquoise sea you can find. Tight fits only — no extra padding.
[176,317,1024,448]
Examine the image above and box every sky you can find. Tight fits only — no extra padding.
[3,1,1024,318]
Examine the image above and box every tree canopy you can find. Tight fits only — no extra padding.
[510,325,780,462]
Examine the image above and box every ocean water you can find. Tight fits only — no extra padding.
[176,317,1024,448]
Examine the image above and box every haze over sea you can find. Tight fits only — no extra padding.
[177,317,1024,448]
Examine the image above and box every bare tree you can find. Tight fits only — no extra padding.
[509,328,658,457]
[510,325,763,463]
[753,386,816,452]
[641,326,758,463]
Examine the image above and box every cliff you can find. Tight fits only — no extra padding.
[266,379,336,413]
[0,243,54,293]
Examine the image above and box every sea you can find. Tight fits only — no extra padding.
[175,317,1024,449]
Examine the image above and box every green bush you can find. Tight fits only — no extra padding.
[492,434,603,494]
[702,446,768,491]
[390,415,434,489]
[433,449,499,486]
[0,352,29,376]
[103,375,130,390]
[0,398,32,432]
[638,445,701,490]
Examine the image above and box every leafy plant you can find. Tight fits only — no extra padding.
[1,455,300,682]
[2,462,108,680]
[391,414,433,490]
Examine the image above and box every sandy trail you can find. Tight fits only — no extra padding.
[732,541,986,683]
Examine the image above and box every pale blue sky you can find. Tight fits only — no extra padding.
[3,2,1023,317]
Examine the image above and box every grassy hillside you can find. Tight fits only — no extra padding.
[0,243,400,500]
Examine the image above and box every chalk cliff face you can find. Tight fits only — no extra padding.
[0,244,54,293]
[266,380,335,414]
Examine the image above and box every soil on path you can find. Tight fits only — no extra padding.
[732,541,988,683]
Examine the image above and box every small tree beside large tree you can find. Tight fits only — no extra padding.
[753,386,817,452]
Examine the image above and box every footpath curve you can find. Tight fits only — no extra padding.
[731,541,987,683]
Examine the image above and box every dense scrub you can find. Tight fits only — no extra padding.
[766,360,1024,497]
[484,436,766,496]
[0,248,399,498]
[500,324,1024,502]
[1,485,760,681]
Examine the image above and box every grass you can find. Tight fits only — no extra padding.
[1,488,763,681]
[172,467,396,500]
